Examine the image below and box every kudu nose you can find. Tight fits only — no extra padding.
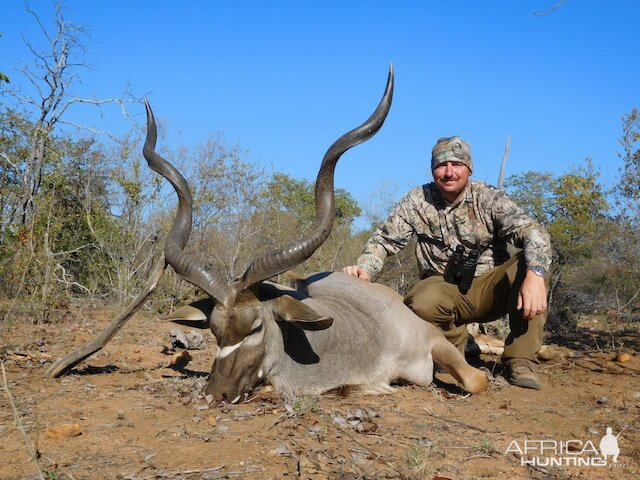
[206,379,246,404]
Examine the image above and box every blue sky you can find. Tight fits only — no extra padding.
[2,1,639,221]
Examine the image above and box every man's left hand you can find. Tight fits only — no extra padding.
[517,270,548,320]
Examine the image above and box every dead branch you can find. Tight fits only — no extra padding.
[45,252,166,377]
[1,361,46,480]
[54,263,91,294]
[534,0,568,17]
[618,285,640,312]
[0,152,22,174]
[497,136,511,191]
[6,3,141,226]
[574,357,640,375]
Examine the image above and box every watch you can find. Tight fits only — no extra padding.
[527,265,546,277]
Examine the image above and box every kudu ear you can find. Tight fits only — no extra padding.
[273,295,333,331]
[159,298,215,329]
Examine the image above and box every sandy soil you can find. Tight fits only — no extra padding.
[1,304,639,480]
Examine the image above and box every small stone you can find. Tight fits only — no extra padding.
[356,421,378,433]
[185,331,206,350]
[46,423,82,439]
[332,415,347,426]
[170,328,190,349]
[206,415,217,426]
[270,443,292,456]
[190,398,210,411]
[616,352,631,363]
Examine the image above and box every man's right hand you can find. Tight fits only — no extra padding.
[342,265,371,281]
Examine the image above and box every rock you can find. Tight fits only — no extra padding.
[189,397,210,411]
[270,442,292,456]
[185,330,206,349]
[170,328,190,349]
[356,420,379,433]
[206,415,218,426]
[616,352,632,363]
[46,423,82,439]
[170,328,206,350]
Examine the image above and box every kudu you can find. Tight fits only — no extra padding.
[46,67,488,401]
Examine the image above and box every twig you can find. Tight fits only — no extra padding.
[267,412,289,430]
[132,465,226,480]
[619,285,640,311]
[575,358,639,374]
[332,423,403,476]
[422,407,494,433]
[462,453,494,462]
[534,0,567,17]
[1,361,46,480]
[587,332,602,352]
[175,465,225,475]
[43,455,77,480]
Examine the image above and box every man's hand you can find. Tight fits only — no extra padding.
[342,265,371,281]
[517,270,548,320]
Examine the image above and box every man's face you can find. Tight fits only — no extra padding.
[432,161,471,202]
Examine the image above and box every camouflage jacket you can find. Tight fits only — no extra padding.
[357,181,552,279]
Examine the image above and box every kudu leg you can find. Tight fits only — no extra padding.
[431,338,488,394]
[45,254,166,378]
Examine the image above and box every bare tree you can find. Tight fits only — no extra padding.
[1,2,138,226]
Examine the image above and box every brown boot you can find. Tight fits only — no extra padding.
[505,359,541,390]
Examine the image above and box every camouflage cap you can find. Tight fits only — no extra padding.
[431,136,472,172]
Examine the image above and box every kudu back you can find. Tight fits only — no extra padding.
[46,67,487,400]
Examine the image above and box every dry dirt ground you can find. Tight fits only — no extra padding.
[1,304,639,480]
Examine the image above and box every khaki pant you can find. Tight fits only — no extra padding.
[404,252,547,363]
